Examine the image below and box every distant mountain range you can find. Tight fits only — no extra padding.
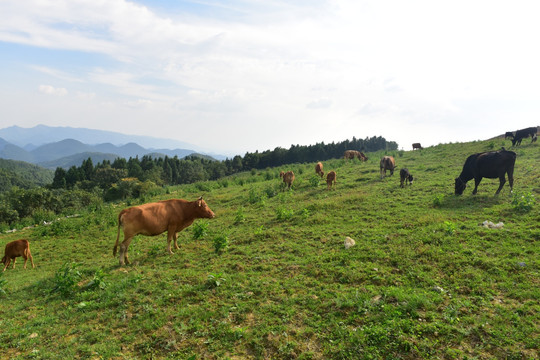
[0,125,225,169]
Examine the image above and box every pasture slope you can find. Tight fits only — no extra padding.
[0,138,538,359]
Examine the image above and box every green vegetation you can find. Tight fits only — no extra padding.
[0,158,53,191]
[0,139,538,359]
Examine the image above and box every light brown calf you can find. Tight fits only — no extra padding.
[315,162,324,178]
[2,239,35,272]
[326,171,337,190]
[280,171,295,190]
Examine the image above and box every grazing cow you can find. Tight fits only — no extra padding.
[504,131,514,139]
[344,150,368,161]
[315,162,324,178]
[280,171,295,190]
[511,127,537,146]
[2,239,35,272]
[533,134,538,143]
[412,143,423,150]
[454,148,516,195]
[380,156,396,179]
[326,171,337,190]
[400,168,414,188]
[113,197,215,266]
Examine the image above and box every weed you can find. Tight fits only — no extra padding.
[192,221,209,240]
[248,188,267,205]
[51,262,82,297]
[276,207,294,221]
[433,194,445,207]
[213,234,229,254]
[83,268,109,291]
[443,221,457,235]
[234,207,246,224]
[512,191,535,212]
[206,272,226,288]
[254,225,265,236]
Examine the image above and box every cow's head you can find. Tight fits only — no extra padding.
[196,196,215,218]
[408,175,414,184]
[454,177,466,195]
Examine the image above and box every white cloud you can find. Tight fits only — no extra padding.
[38,85,68,96]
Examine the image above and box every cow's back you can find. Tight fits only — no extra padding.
[120,200,185,236]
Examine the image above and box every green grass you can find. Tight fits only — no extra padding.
[0,139,538,359]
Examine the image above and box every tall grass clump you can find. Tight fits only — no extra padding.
[512,191,535,212]
[51,262,82,298]
[192,221,209,239]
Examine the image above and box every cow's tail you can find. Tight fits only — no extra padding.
[113,212,123,257]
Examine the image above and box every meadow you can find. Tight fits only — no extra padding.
[0,138,538,359]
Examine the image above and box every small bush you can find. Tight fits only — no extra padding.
[213,234,229,254]
[195,182,212,192]
[83,268,109,291]
[248,188,267,205]
[276,207,294,221]
[443,221,456,235]
[308,175,320,188]
[512,191,535,212]
[234,207,246,224]
[192,221,209,239]
[51,262,82,297]
[433,194,445,207]
[206,272,226,288]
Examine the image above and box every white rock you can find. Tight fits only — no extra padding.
[344,236,356,249]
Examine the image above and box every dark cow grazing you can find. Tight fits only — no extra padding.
[533,134,538,143]
[504,131,514,139]
[511,127,537,146]
[412,143,423,150]
[455,148,516,195]
[280,171,295,190]
[380,156,396,179]
[113,197,215,266]
[2,239,35,272]
[400,168,414,188]
[344,150,368,161]
[315,162,324,178]
[326,171,337,190]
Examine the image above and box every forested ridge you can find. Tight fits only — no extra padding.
[0,135,396,227]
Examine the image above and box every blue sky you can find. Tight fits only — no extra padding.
[1,0,539,155]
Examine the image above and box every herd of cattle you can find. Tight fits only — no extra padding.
[2,128,536,268]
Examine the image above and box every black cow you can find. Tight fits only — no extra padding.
[400,168,413,188]
[455,148,516,195]
[504,131,514,139]
[511,127,537,146]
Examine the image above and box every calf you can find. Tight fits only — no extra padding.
[280,171,295,190]
[400,168,414,188]
[315,162,324,178]
[326,171,337,190]
[380,156,396,179]
[412,143,422,150]
[2,239,35,272]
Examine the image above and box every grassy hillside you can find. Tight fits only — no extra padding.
[0,158,54,191]
[0,139,538,359]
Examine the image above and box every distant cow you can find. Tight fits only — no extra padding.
[412,143,423,150]
[2,239,35,272]
[315,162,324,178]
[280,171,295,190]
[504,131,514,139]
[113,197,215,266]
[455,148,516,195]
[511,127,537,146]
[344,150,368,161]
[400,168,414,188]
[326,171,337,190]
[380,156,396,179]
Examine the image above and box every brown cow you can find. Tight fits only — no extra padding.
[113,197,215,266]
[344,150,368,161]
[2,239,35,272]
[326,171,337,190]
[315,162,324,178]
[412,143,423,150]
[280,170,295,190]
[380,156,396,179]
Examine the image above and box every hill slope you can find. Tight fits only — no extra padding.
[0,138,538,359]
[0,158,54,191]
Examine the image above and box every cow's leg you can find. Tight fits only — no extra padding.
[472,177,482,195]
[166,229,175,254]
[495,176,506,195]
[11,258,16,269]
[23,254,28,269]
[3,259,10,272]
[119,236,133,266]
[173,232,180,250]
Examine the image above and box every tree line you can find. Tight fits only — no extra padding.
[0,135,396,227]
